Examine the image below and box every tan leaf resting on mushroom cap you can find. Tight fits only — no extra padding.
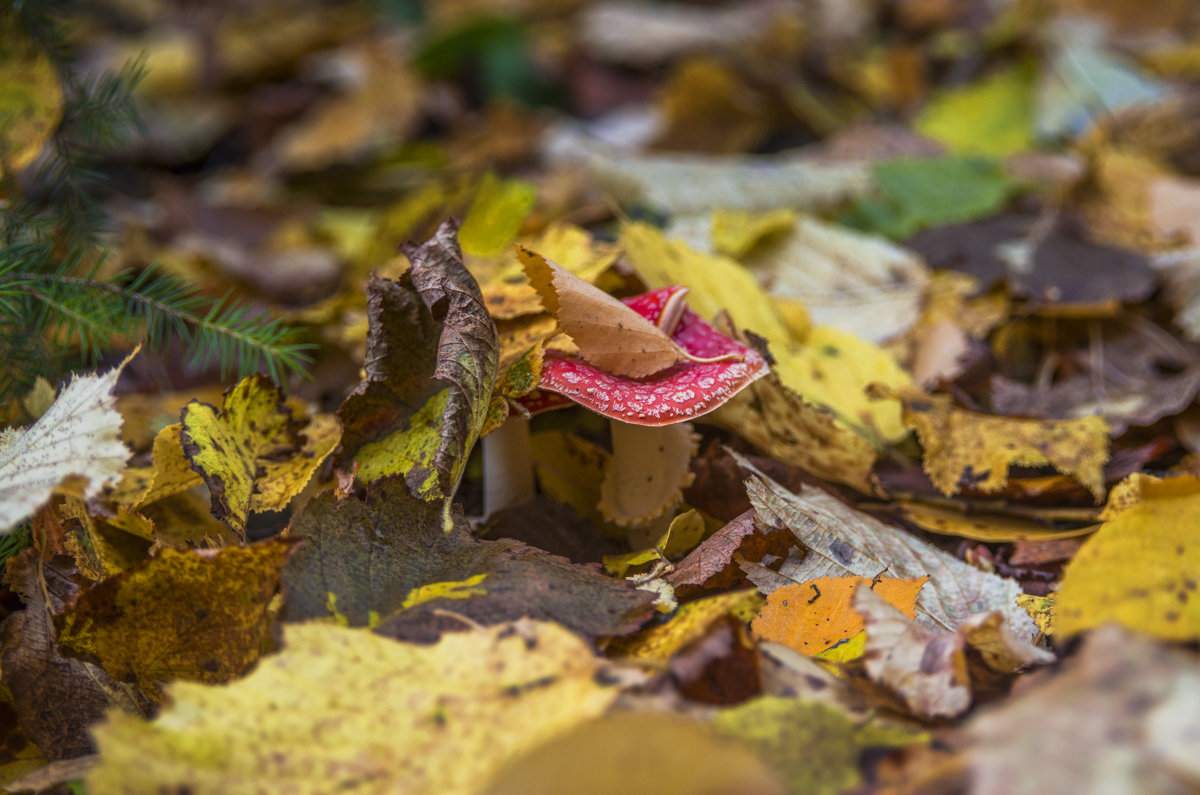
[517,245,686,378]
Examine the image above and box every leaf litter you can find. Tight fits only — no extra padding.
[8,2,1200,793]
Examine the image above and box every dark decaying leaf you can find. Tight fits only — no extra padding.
[0,551,150,758]
[280,477,656,639]
[906,214,1158,306]
[336,220,499,510]
[54,540,297,701]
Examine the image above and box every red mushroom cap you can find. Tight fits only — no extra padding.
[525,286,769,426]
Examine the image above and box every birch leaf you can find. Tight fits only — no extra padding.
[180,376,340,536]
[88,620,624,795]
[733,452,1039,641]
[0,351,136,532]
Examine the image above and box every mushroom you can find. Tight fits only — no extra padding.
[482,285,769,539]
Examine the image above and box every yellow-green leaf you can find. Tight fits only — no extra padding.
[87,620,622,794]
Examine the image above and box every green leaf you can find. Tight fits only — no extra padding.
[840,156,1018,239]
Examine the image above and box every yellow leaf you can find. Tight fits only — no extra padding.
[474,224,619,320]
[0,20,62,174]
[881,385,1110,501]
[893,501,1097,542]
[774,327,911,443]
[401,573,488,610]
[485,711,786,795]
[608,589,763,661]
[1055,482,1200,640]
[915,66,1034,156]
[621,221,794,349]
[55,540,296,701]
[180,376,340,535]
[458,172,538,256]
[0,350,136,531]
[60,497,151,580]
[530,430,622,538]
[109,423,202,510]
[653,58,771,154]
[751,576,928,657]
[88,620,622,794]
[711,208,797,260]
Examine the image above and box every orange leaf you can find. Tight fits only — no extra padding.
[751,575,928,656]
[517,245,685,378]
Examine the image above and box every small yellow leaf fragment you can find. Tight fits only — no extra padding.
[1055,488,1200,640]
[88,620,620,795]
[893,501,1097,542]
[711,207,797,259]
[881,385,1110,501]
[752,576,928,657]
[608,589,763,662]
[401,574,488,610]
[458,172,537,256]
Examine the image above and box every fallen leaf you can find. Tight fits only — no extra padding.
[518,245,687,377]
[337,221,498,520]
[0,550,150,759]
[960,625,1200,795]
[599,421,698,531]
[620,221,795,349]
[547,128,871,216]
[667,509,795,593]
[892,501,1097,542]
[529,430,620,538]
[652,57,771,154]
[711,208,797,260]
[712,696,927,795]
[457,172,538,256]
[109,423,203,510]
[484,711,787,795]
[281,477,654,639]
[914,66,1034,156]
[0,351,135,531]
[60,496,152,580]
[608,589,763,661]
[879,385,1110,501]
[751,575,928,657]
[1054,476,1200,640]
[180,375,339,535]
[736,452,1040,641]
[854,585,972,719]
[711,370,879,494]
[840,156,1018,240]
[88,620,626,795]
[55,539,297,700]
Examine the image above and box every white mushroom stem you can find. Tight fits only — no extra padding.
[600,420,697,546]
[482,415,536,518]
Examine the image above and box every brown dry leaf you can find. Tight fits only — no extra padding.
[0,551,150,760]
[879,385,1110,501]
[666,509,795,593]
[751,576,928,657]
[960,625,1200,795]
[652,58,771,154]
[282,478,655,640]
[712,369,879,494]
[517,245,685,378]
[55,540,297,701]
[854,585,972,720]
